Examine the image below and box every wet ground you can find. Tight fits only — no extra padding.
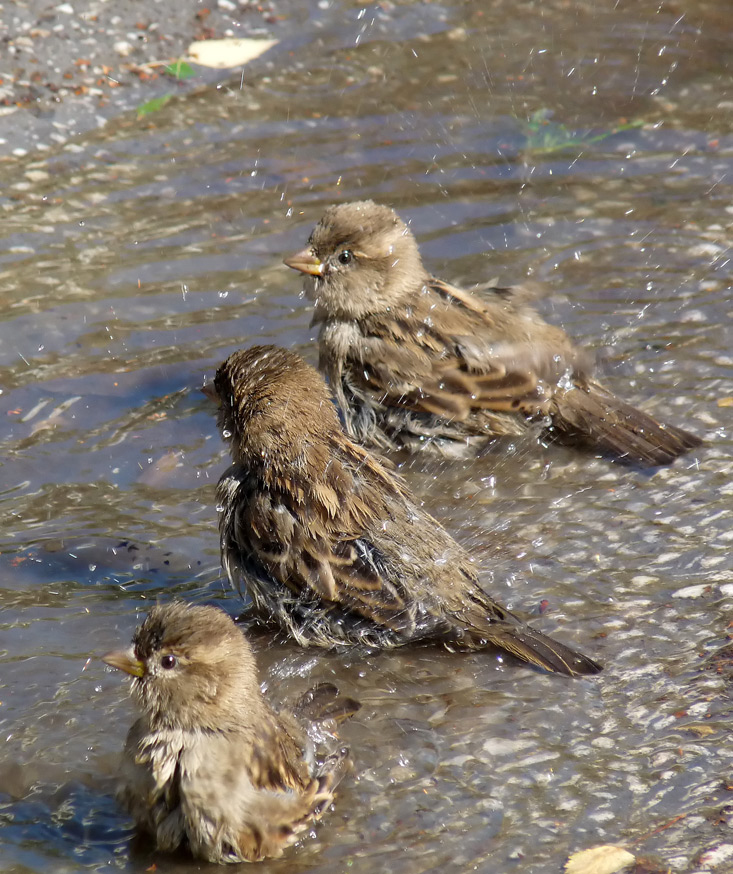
[1,0,732,872]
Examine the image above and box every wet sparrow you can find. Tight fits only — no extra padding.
[212,345,601,677]
[103,602,357,863]
[284,200,701,466]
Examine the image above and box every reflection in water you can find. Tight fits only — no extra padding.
[0,0,731,872]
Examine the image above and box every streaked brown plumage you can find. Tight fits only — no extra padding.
[284,200,702,466]
[213,345,601,678]
[103,602,357,863]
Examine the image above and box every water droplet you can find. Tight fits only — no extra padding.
[557,369,574,391]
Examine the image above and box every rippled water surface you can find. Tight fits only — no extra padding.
[1,1,732,872]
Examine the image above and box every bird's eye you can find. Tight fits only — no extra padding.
[337,249,353,265]
[160,654,177,670]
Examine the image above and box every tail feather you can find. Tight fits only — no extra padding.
[486,624,603,677]
[551,380,702,467]
[455,593,602,677]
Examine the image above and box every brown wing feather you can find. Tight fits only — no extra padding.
[353,277,570,422]
[364,357,542,419]
[246,717,311,795]
[219,439,416,632]
[231,748,351,862]
[345,276,701,465]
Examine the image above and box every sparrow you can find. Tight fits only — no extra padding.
[103,602,358,863]
[212,344,602,677]
[283,200,702,466]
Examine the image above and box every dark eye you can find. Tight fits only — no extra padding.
[160,654,177,670]
[337,249,353,265]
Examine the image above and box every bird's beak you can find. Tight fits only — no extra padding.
[103,647,145,678]
[201,382,219,403]
[283,248,324,277]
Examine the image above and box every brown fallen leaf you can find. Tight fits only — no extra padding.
[717,397,733,407]
[565,845,635,874]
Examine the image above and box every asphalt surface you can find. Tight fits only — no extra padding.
[0,0,281,157]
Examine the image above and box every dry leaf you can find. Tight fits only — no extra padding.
[565,845,635,874]
[685,723,715,737]
[717,397,733,407]
[186,38,278,69]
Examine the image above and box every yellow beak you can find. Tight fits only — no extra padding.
[283,248,324,277]
[103,648,145,678]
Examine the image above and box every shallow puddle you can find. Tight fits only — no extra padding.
[1,1,731,872]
